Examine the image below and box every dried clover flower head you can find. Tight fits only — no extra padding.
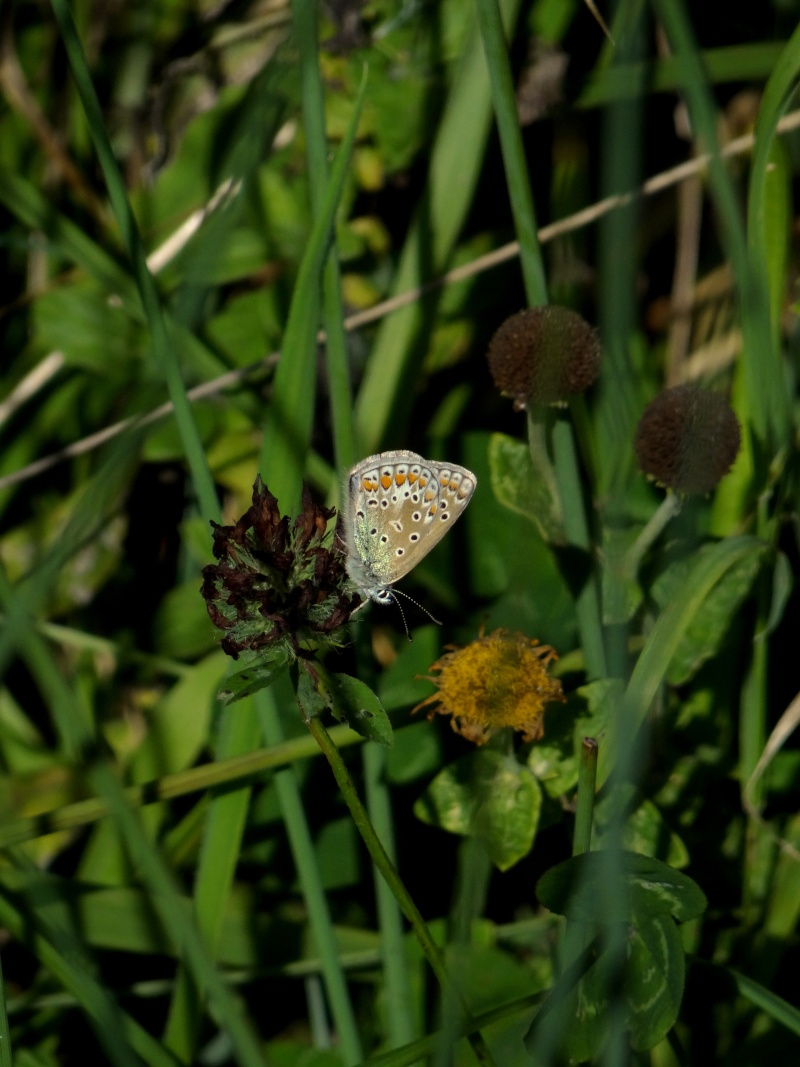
[487,306,601,409]
[634,384,741,495]
[415,628,566,745]
[201,476,359,661]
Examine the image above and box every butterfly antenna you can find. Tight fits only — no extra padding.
[390,587,442,637]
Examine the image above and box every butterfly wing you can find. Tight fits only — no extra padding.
[345,451,477,601]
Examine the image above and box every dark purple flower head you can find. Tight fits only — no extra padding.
[201,477,359,661]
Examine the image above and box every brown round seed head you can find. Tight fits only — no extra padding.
[634,384,741,495]
[487,306,601,408]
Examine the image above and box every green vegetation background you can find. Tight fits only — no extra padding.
[0,0,799,1064]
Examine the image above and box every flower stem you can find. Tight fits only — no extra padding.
[624,491,683,578]
[572,737,599,856]
[526,407,563,529]
[305,714,499,1066]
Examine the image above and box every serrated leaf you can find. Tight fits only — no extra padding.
[536,851,707,924]
[313,665,393,747]
[414,749,542,870]
[217,650,291,706]
[488,432,564,542]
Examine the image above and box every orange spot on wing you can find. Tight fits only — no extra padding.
[408,471,419,484]
[424,488,435,502]
[381,473,392,490]
[395,472,407,486]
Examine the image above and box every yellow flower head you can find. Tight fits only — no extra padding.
[415,628,566,745]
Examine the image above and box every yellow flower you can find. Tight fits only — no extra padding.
[415,629,566,745]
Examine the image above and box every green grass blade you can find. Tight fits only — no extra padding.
[293,1,405,1058]
[745,23,800,443]
[363,743,417,1050]
[601,535,761,786]
[88,760,269,1067]
[578,43,788,108]
[652,0,776,457]
[354,0,522,452]
[49,0,220,523]
[163,700,262,1060]
[258,65,367,510]
[0,169,138,299]
[293,0,356,474]
[0,430,145,752]
[250,29,367,1058]
[474,0,547,306]
[0,870,179,1067]
[256,676,363,1063]
[0,567,268,1066]
[0,722,364,848]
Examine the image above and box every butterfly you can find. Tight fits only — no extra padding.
[343,450,477,606]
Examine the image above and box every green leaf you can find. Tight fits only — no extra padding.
[604,536,764,793]
[217,651,291,706]
[626,913,684,1051]
[488,432,564,542]
[377,625,442,710]
[153,580,218,660]
[763,549,793,637]
[572,678,622,788]
[314,817,361,891]
[652,542,766,685]
[536,851,707,924]
[312,665,393,748]
[546,913,685,1061]
[131,652,225,779]
[526,680,621,800]
[592,785,690,869]
[414,749,542,870]
[385,721,442,784]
